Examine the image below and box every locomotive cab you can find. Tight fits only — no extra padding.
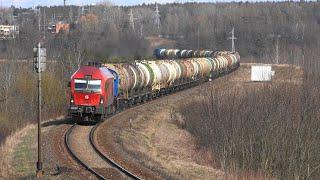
[69,63,114,122]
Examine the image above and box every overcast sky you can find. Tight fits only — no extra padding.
[0,0,279,8]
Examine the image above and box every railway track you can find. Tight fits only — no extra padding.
[65,124,141,180]
[63,66,240,179]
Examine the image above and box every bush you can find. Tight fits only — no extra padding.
[179,75,320,179]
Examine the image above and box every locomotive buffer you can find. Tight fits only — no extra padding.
[33,43,46,177]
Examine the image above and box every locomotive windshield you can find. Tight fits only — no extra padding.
[74,79,101,93]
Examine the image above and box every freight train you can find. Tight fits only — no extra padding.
[68,49,240,122]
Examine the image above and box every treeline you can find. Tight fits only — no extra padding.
[0,1,319,63]
[0,60,67,144]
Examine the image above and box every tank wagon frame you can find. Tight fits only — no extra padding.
[68,50,240,122]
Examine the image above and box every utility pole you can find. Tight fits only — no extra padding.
[69,6,73,23]
[140,24,143,38]
[197,28,200,49]
[51,13,56,23]
[128,9,137,32]
[43,8,46,38]
[275,35,280,64]
[81,6,85,16]
[64,0,66,7]
[227,27,237,53]
[154,3,161,30]
[38,8,41,32]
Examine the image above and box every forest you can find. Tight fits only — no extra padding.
[0,2,319,175]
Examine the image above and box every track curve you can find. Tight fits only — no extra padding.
[65,124,140,179]
[90,125,141,179]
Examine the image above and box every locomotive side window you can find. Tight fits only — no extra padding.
[74,79,101,93]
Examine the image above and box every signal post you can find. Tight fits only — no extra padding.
[33,43,46,178]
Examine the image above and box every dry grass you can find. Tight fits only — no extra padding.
[120,103,225,179]
[0,124,36,178]
[0,116,64,178]
[178,64,320,179]
[146,36,176,50]
[115,63,305,179]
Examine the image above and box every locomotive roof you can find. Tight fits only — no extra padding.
[72,65,114,79]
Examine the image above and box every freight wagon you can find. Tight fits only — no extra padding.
[68,49,240,122]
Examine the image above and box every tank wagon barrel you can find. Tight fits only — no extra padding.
[69,49,240,122]
[154,48,215,59]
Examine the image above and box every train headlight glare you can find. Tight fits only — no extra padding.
[100,98,104,104]
[70,98,74,104]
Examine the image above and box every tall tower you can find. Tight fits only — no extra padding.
[228,27,237,52]
[64,0,66,6]
[128,9,136,32]
[154,3,161,30]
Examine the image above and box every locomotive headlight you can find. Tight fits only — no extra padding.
[100,98,104,104]
[70,98,74,104]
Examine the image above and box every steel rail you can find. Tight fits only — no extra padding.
[90,124,141,180]
[64,124,107,179]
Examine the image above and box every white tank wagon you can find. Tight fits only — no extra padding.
[189,59,200,79]
[136,62,153,88]
[171,61,182,81]
[162,61,177,85]
[156,61,170,88]
[146,61,163,91]
[193,58,212,77]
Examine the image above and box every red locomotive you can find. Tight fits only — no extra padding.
[68,62,115,121]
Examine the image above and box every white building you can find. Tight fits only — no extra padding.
[251,65,275,82]
[0,25,19,39]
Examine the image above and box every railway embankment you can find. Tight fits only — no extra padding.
[95,63,305,179]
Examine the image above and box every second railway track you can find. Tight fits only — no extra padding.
[65,124,141,179]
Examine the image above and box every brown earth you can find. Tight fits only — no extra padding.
[146,36,176,50]
[95,63,304,179]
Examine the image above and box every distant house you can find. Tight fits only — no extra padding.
[48,21,70,34]
[0,25,19,40]
[55,22,70,34]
